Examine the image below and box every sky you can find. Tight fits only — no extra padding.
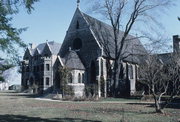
[12,0,180,49]
[7,0,180,85]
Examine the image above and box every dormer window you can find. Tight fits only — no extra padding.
[76,20,79,29]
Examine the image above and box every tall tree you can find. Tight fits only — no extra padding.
[0,0,39,64]
[88,0,174,96]
[0,0,39,82]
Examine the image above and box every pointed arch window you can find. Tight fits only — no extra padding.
[78,73,81,83]
[82,73,85,83]
[101,59,103,76]
[128,65,133,79]
[76,20,79,29]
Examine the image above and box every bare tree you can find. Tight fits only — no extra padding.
[139,53,180,113]
[88,0,173,96]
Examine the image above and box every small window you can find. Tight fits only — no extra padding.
[101,59,103,76]
[78,73,81,83]
[68,73,73,83]
[82,73,85,83]
[46,77,49,85]
[76,21,79,29]
[46,64,50,71]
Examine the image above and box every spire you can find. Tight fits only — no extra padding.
[77,0,80,8]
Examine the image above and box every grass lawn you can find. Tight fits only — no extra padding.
[0,91,179,122]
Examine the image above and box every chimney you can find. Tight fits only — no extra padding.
[29,43,36,49]
[173,35,180,53]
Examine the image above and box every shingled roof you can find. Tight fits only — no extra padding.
[28,41,61,56]
[62,51,85,70]
[80,10,147,64]
[157,53,173,64]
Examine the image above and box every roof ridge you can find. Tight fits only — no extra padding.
[82,12,136,38]
[35,48,40,54]
[82,12,112,29]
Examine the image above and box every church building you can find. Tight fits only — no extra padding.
[21,5,147,97]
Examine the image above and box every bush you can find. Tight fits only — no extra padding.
[84,84,98,98]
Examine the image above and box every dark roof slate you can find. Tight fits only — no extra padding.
[48,41,61,55]
[28,41,61,56]
[81,11,147,63]
[62,51,85,70]
[157,53,173,64]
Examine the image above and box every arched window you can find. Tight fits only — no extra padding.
[78,73,81,83]
[128,65,133,79]
[76,21,79,29]
[101,59,103,76]
[68,73,73,83]
[82,73,85,83]
[73,38,82,50]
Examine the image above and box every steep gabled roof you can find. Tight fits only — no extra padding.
[41,42,52,56]
[34,48,40,56]
[62,51,85,70]
[157,53,173,64]
[25,41,61,57]
[35,43,46,54]
[48,41,61,55]
[23,48,33,59]
[80,10,147,63]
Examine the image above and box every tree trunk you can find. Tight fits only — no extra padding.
[113,60,118,97]
[155,101,164,113]
[153,93,164,114]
